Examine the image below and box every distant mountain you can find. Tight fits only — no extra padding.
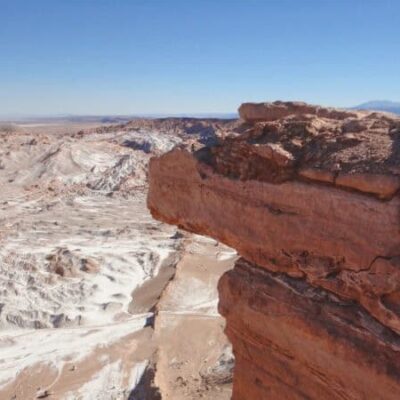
[0,112,238,124]
[353,101,400,115]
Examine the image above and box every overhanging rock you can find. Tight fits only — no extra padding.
[147,101,400,399]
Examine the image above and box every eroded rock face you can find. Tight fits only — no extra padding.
[238,100,358,122]
[147,101,400,399]
[219,259,400,400]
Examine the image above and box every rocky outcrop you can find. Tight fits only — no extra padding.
[219,258,400,400]
[238,101,357,122]
[147,101,400,399]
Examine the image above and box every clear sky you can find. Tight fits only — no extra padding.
[1,0,399,116]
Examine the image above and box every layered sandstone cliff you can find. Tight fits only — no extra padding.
[147,101,400,399]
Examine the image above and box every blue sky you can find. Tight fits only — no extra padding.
[1,0,399,115]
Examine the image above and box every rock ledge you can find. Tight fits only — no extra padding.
[148,101,400,399]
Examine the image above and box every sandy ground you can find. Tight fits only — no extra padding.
[0,121,235,399]
[155,236,236,400]
[0,322,154,400]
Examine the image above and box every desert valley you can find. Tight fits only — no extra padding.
[0,117,238,399]
[2,100,400,399]
[2,1,400,398]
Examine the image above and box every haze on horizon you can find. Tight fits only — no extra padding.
[1,0,399,116]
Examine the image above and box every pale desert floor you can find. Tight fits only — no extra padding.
[0,122,236,399]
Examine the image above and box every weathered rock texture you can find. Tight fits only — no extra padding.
[147,101,400,399]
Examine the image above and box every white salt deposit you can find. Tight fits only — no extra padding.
[0,194,180,330]
[0,316,149,388]
[0,127,183,397]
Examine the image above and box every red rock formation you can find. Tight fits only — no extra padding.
[219,259,400,400]
[147,102,400,399]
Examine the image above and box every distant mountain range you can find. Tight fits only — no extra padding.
[3,102,400,124]
[352,101,400,115]
[0,112,238,124]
